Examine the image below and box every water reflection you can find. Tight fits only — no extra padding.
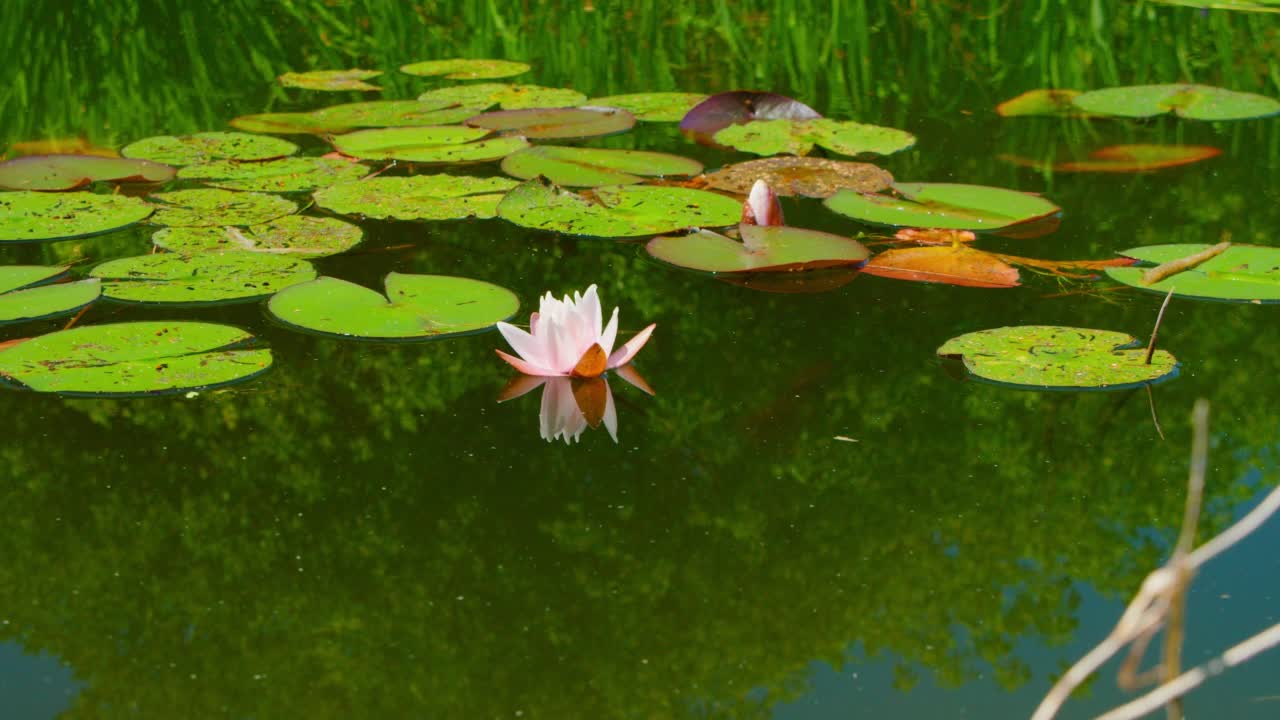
[498,366,654,444]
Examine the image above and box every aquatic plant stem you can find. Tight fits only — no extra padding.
[1145,288,1175,365]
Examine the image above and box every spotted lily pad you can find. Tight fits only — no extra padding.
[995,89,1087,117]
[679,91,822,144]
[1072,84,1280,121]
[331,126,528,163]
[937,325,1178,390]
[647,225,869,273]
[400,59,531,80]
[497,179,741,238]
[268,273,519,340]
[121,132,299,166]
[147,189,297,227]
[177,157,369,192]
[466,107,635,140]
[1106,244,1280,303]
[501,145,701,186]
[0,266,100,323]
[230,112,348,135]
[309,100,486,129]
[417,83,586,110]
[0,191,154,242]
[824,183,1061,231]
[314,175,518,220]
[278,69,383,91]
[1001,144,1222,173]
[152,216,362,257]
[587,92,709,122]
[91,251,317,305]
[0,321,272,396]
[712,119,916,157]
[702,157,893,198]
[0,154,175,191]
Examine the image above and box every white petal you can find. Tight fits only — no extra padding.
[602,379,618,443]
[581,284,603,339]
[607,323,656,369]
[497,321,552,370]
[599,307,619,358]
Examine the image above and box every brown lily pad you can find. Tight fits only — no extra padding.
[701,157,893,198]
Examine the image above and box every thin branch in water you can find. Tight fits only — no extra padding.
[1145,288,1176,365]
[1147,385,1164,441]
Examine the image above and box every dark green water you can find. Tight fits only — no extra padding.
[1,2,1278,718]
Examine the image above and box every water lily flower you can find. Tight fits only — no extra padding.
[498,365,653,445]
[740,179,784,227]
[496,285,655,377]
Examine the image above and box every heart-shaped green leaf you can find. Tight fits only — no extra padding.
[400,59,531,80]
[267,273,519,340]
[465,107,635,139]
[501,145,701,186]
[647,225,870,273]
[0,154,175,191]
[121,132,299,166]
[588,92,709,122]
[1072,84,1280,120]
[331,127,528,163]
[147,189,298,227]
[497,179,741,238]
[417,83,586,110]
[824,183,1061,231]
[314,175,518,220]
[177,157,369,192]
[1106,244,1280,303]
[937,325,1178,390]
[152,216,362,257]
[712,119,916,157]
[0,191,154,242]
[0,321,272,396]
[91,251,316,305]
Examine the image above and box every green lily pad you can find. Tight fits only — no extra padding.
[147,189,297,227]
[1072,84,1280,121]
[230,112,349,135]
[152,216,362,257]
[278,69,382,91]
[331,126,528,164]
[701,157,894,198]
[121,132,299,166]
[267,273,519,340]
[465,107,636,140]
[712,118,916,157]
[417,83,587,110]
[1106,244,1280,303]
[937,325,1178,390]
[1149,0,1280,11]
[647,225,870,273]
[824,183,1061,231]
[0,154,175,191]
[497,178,741,238]
[0,191,154,242]
[0,321,272,396]
[588,92,709,122]
[91,251,317,305]
[400,58,531,80]
[995,89,1087,117]
[314,175,518,221]
[0,266,100,323]
[500,145,701,186]
[309,100,486,129]
[177,157,369,193]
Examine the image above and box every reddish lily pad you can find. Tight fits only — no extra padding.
[331,126,528,164]
[647,225,870,273]
[1072,84,1280,120]
[588,92,709,122]
[862,246,1021,288]
[0,154,175,191]
[400,59,531,80]
[278,69,383,91]
[501,145,701,186]
[418,83,587,111]
[466,107,636,140]
[679,91,822,145]
[1001,144,1222,173]
[702,157,893,198]
[825,183,1061,231]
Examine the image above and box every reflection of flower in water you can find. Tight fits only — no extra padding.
[499,366,653,444]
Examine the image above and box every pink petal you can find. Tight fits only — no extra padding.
[742,179,785,227]
[602,379,619,443]
[496,373,548,402]
[540,378,586,444]
[529,311,540,335]
[495,349,563,377]
[497,321,552,370]
[599,307,619,358]
[607,323,655,369]
[581,284,603,339]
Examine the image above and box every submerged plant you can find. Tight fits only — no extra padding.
[496,285,654,378]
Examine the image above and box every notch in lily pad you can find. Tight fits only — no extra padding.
[937,325,1178,390]
[680,91,822,145]
[1107,243,1280,303]
[0,321,272,396]
[1072,84,1280,121]
[315,175,518,220]
[121,132,299,166]
[267,273,519,341]
[0,191,154,242]
[91,251,317,305]
[400,58,531,80]
[501,145,701,186]
[278,69,383,91]
[466,107,636,140]
[647,225,869,274]
[497,178,741,238]
[825,183,1061,231]
[0,154,175,191]
[331,126,529,164]
[0,266,100,324]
